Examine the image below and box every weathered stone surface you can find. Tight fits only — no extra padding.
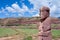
[38,17,52,40]
[38,6,52,40]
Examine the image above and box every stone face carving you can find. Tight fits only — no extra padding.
[38,6,52,40]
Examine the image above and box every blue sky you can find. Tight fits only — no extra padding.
[0,0,60,18]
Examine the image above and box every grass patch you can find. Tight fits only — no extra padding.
[16,29,38,35]
[52,29,60,38]
[16,29,60,38]
[0,28,60,39]
[0,28,18,37]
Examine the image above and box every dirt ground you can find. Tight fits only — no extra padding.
[0,35,24,40]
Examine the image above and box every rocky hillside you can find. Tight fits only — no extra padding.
[0,17,60,26]
[0,17,40,26]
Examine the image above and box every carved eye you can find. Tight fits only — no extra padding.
[41,10,44,12]
[46,10,49,12]
[40,9,49,13]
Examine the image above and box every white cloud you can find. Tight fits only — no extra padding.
[11,3,30,16]
[18,13,23,17]
[12,3,29,13]
[5,13,9,16]
[50,5,57,16]
[5,6,16,13]
[22,3,29,12]
[0,3,30,17]
[50,5,57,13]
[29,0,41,10]
[32,13,39,17]
[0,8,6,13]
[12,3,23,13]
[11,3,39,17]
[0,1,40,17]
[0,11,1,13]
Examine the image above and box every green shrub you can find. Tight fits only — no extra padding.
[23,36,32,40]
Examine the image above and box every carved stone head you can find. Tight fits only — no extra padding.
[39,6,50,22]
